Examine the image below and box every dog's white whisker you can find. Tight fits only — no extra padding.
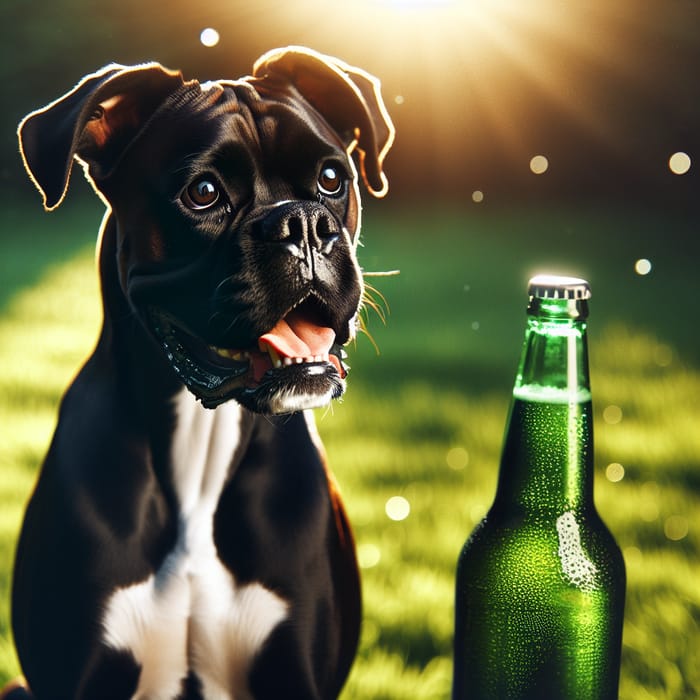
[361,269,401,277]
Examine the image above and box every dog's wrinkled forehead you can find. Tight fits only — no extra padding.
[105,77,353,216]
[171,79,349,171]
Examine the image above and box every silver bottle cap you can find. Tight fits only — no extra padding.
[528,274,591,300]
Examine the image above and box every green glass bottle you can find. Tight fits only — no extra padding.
[452,275,625,700]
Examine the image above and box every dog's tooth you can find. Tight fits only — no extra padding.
[267,347,283,369]
[295,357,304,364]
[210,345,248,362]
[283,357,293,367]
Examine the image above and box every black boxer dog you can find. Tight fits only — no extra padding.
[3,46,394,700]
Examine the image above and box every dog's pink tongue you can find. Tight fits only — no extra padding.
[259,312,336,360]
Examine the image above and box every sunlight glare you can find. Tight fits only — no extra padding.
[382,0,454,7]
[269,0,649,182]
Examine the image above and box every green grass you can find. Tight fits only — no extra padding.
[1,201,698,698]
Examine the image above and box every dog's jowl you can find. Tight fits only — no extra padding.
[5,47,394,700]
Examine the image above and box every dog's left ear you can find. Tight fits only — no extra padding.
[253,47,395,198]
[18,63,185,210]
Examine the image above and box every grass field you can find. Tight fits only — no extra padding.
[0,196,698,698]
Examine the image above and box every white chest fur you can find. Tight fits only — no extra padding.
[101,389,289,700]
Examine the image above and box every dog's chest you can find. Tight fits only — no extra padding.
[101,390,288,700]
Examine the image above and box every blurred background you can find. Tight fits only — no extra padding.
[0,0,698,698]
[2,0,700,206]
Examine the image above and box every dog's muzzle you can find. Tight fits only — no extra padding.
[145,202,359,414]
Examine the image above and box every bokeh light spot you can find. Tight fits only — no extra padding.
[446,446,470,470]
[357,543,381,569]
[635,258,652,275]
[385,496,411,521]
[394,95,405,105]
[530,155,549,174]
[472,190,484,203]
[605,462,625,483]
[664,515,689,541]
[603,404,623,425]
[640,501,659,522]
[200,28,220,48]
[669,151,691,175]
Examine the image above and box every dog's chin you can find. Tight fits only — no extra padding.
[231,363,346,414]
[189,357,346,413]
[147,308,348,414]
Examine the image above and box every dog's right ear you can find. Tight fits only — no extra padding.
[18,63,185,210]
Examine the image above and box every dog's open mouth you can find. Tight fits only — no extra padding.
[148,300,349,412]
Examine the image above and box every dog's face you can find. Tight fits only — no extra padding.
[19,48,394,414]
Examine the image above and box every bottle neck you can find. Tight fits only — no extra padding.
[494,297,594,513]
[516,297,591,400]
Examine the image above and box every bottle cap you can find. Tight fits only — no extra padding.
[528,274,591,300]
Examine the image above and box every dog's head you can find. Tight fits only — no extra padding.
[18,47,394,414]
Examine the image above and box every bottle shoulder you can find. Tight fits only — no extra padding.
[466,506,623,549]
[459,508,625,595]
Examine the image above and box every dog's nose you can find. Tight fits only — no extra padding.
[259,202,340,257]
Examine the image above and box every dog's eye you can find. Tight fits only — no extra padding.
[182,177,221,210]
[318,165,344,196]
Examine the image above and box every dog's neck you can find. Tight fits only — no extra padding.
[94,212,209,419]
